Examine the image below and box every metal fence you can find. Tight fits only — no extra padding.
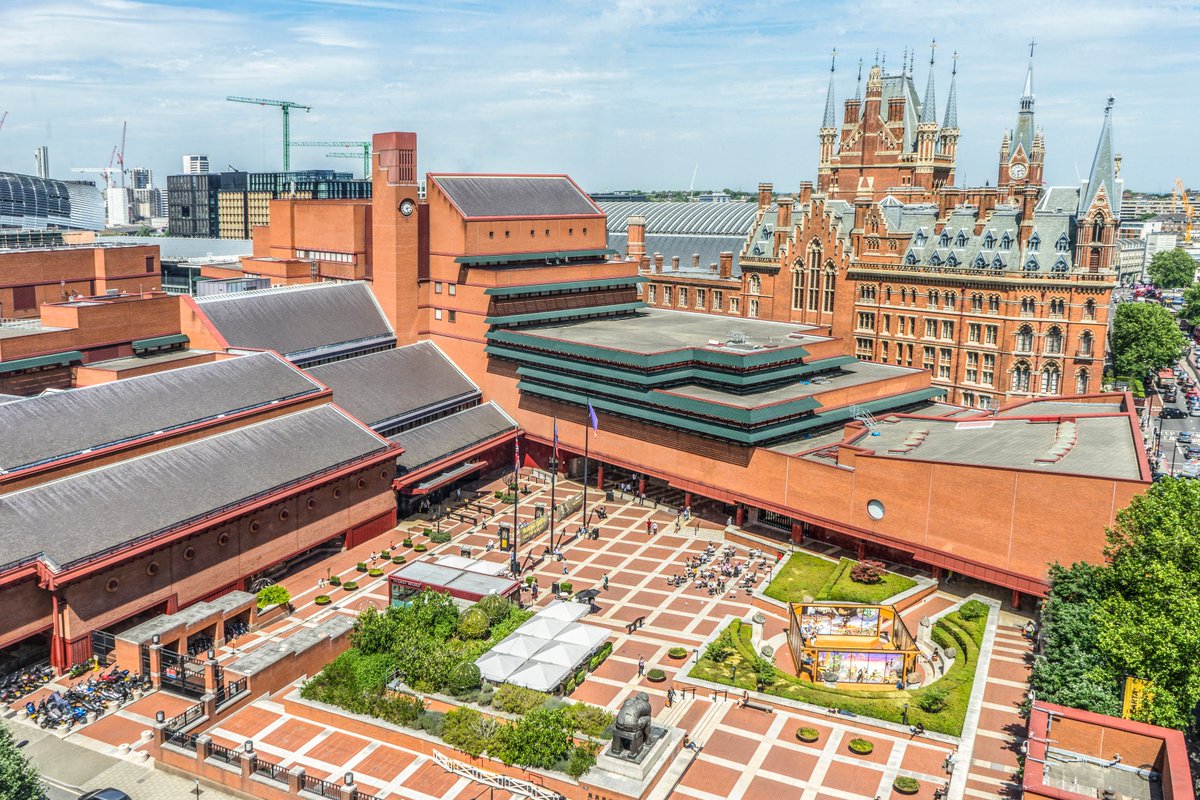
[226,677,247,698]
[165,729,199,751]
[206,741,241,766]
[253,758,288,783]
[302,774,341,798]
[165,701,204,732]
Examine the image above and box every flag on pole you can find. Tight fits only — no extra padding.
[587,401,599,436]
[553,418,560,463]
[514,438,520,474]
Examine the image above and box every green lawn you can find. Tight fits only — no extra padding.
[765,553,918,605]
[690,611,986,735]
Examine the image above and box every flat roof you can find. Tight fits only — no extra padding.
[389,559,519,599]
[664,361,919,410]
[514,307,825,356]
[995,399,1126,417]
[80,349,217,372]
[854,413,1142,480]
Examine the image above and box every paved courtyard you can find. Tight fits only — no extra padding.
[21,468,1032,799]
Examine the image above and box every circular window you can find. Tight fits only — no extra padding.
[333,487,343,499]
[146,561,160,577]
[217,532,230,547]
[866,499,886,521]
[278,509,289,521]
[379,469,389,481]
[183,546,195,561]
[356,478,367,489]
[249,520,261,533]
[105,577,119,593]
[306,497,317,511]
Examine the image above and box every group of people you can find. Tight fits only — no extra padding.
[664,544,768,597]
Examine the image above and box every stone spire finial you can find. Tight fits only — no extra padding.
[919,39,937,124]
[821,49,838,129]
[942,52,959,129]
[855,58,863,100]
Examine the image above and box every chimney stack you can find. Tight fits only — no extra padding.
[777,196,794,230]
[798,181,813,206]
[654,253,664,272]
[641,255,652,273]
[693,253,701,269]
[671,256,680,270]
[626,215,646,263]
[757,182,773,210]
[719,251,733,279]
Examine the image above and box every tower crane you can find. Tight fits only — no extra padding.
[226,96,312,172]
[292,141,370,179]
[71,145,120,188]
[115,121,127,189]
[1175,178,1193,244]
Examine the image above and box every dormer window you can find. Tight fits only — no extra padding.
[1025,256,1039,271]
[992,254,1004,269]
[939,232,950,247]
[929,252,943,266]
[1052,257,1069,272]
[983,232,996,249]
[946,253,959,267]
[973,254,987,268]
[1000,233,1013,251]
[1029,233,1040,251]
[905,252,918,265]
[1056,233,1070,252]
[914,231,926,246]
[955,231,967,248]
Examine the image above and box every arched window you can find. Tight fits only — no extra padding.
[1079,330,1094,357]
[1084,298,1096,320]
[928,289,939,306]
[1049,298,1064,316]
[1000,233,1013,250]
[748,274,762,294]
[1016,325,1034,352]
[823,265,836,313]
[971,293,983,312]
[1011,361,1031,393]
[1056,233,1070,252]
[748,298,760,318]
[988,294,1001,313]
[807,240,822,311]
[1092,217,1104,242]
[945,292,956,309]
[1021,297,1036,315]
[901,287,908,304]
[883,285,893,304]
[1029,233,1041,251]
[1041,363,1060,394]
[1075,369,1090,394]
[1045,326,1063,354]
[905,251,918,265]
[791,268,802,310]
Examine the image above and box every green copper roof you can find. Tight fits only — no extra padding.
[484,302,646,326]
[132,334,190,351]
[455,248,617,266]
[484,276,646,296]
[0,350,83,375]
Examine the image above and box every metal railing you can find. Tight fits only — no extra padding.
[302,775,341,798]
[254,758,288,783]
[165,701,205,732]
[226,677,247,698]
[206,741,241,766]
[165,729,199,751]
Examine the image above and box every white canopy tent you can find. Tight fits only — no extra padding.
[554,622,611,650]
[506,661,573,693]
[536,600,591,623]
[518,615,572,640]
[490,634,547,659]
[475,650,526,684]
[475,601,612,693]
[531,641,591,669]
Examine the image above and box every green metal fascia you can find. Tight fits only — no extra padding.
[484,302,646,326]
[483,276,646,296]
[516,364,821,426]
[455,248,617,266]
[0,350,83,375]
[131,333,190,350]
[486,328,809,370]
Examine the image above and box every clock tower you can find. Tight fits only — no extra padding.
[371,132,422,345]
[998,41,1045,192]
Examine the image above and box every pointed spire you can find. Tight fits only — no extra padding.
[822,49,837,129]
[1080,97,1118,215]
[854,58,863,100]
[902,47,908,76]
[919,39,937,124]
[1022,38,1036,109]
[942,52,959,129]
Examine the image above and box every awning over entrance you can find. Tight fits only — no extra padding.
[0,350,82,374]
[410,460,487,494]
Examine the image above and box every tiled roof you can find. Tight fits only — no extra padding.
[0,405,390,571]
[393,402,517,472]
[0,352,321,474]
[432,175,601,218]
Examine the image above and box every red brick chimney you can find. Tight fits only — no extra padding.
[627,215,646,263]
[719,251,733,279]
[757,183,773,210]
[671,256,680,270]
[693,253,701,269]
[641,255,651,273]
[798,181,813,206]
[777,196,794,230]
[654,253,664,272]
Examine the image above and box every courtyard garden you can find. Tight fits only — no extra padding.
[300,589,613,779]
[764,551,917,604]
[689,599,990,735]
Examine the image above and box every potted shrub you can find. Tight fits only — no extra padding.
[379,550,391,559]
[256,585,290,609]
[646,668,666,683]
[667,647,688,660]
[314,595,331,606]
[368,568,384,577]
[356,562,368,573]
[423,527,433,536]
[342,581,358,591]
[847,738,874,755]
[524,576,536,586]
[402,538,414,548]
[560,581,573,596]
[892,776,920,795]
[565,679,576,694]
[795,727,820,743]
[392,556,406,564]
[414,544,427,553]
[328,575,341,586]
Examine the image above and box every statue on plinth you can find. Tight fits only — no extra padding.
[610,691,653,758]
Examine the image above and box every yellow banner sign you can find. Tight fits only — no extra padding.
[1121,676,1152,719]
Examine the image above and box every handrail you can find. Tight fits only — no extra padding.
[206,740,241,766]
[253,757,288,783]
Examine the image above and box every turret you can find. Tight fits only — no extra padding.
[819,50,838,165]
[916,42,939,165]
[938,52,960,161]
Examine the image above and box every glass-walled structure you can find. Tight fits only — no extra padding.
[0,172,104,231]
[786,602,920,686]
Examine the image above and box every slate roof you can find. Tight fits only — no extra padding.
[0,352,321,474]
[601,201,762,236]
[306,341,479,430]
[608,232,746,277]
[432,175,601,218]
[194,282,394,361]
[0,405,391,571]
[393,402,517,472]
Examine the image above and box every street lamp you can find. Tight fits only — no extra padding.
[344,772,355,785]
[244,740,254,754]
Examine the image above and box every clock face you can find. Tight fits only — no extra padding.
[1009,162,1028,181]
[399,199,415,216]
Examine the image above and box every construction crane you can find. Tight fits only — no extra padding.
[1174,178,1194,244]
[0,111,7,133]
[71,145,120,188]
[226,96,312,172]
[292,140,370,179]
[115,121,127,189]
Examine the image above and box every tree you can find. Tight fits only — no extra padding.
[1147,248,1197,289]
[1109,302,1186,378]
[0,721,44,800]
[1179,283,1200,326]
[491,706,572,770]
[255,584,290,608]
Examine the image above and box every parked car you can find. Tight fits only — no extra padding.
[1161,407,1187,419]
[1179,431,1195,444]
[1165,388,1178,403]
[80,790,133,800]
[1186,445,1200,460]
[1179,463,1200,479]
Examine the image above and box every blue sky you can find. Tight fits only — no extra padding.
[0,0,1195,193]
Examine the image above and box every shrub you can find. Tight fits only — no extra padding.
[356,562,368,572]
[559,581,573,595]
[564,743,598,780]
[314,595,331,606]
[958,599,989,621]
[429,529,451,544]
[476,595,513,625]
[457,608,491,640]
[565,703,614,739]
[493,684,549,716]
[490,706,571,771]
[368,568,384,577]
[419,710,445,737]
[448,662,483,697]
[443,707,497,758]
[667,647,688,659]
[343,581,358,590]
[574,669,587,685]
[755,658,777,687]
[328,575,342,586]
[565,679,576,693]
[494,491,503,499]
[847,738,874,755]
[893,776,920,794]
[916,685,949,713]
[402,538,413,548]
[392,556,406,564]
[414,544,427,553]
[423,527,433,535]
[849,559,886,584]
[379,550,390,559]
[256,584,290,609]
[705,640,732,664]
[477,684,495,707]
[375,693,424,727]
[524,576,536,586]
[796,727,820,742]
[646,668,666,682]
[588,642,613,671]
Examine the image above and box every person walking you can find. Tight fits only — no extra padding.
[603,574,609,590]
[562,560,569,575]
[637,656,645,677]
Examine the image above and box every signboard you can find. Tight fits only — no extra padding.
[516,492,583,544]
[1121,676,1152,719]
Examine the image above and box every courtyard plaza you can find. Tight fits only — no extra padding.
[11,469,1033,800]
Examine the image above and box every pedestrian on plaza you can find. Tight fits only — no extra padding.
[652,522,659,536]
[638,656,645,677]
[726,515,733,527]
[639,491,646,505]
[667,688,676,706]
[603,574,610,590]
[531,583,539,600]
[562,561,569,575]
[646,520,653,535]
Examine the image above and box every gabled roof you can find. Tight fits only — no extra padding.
[306,341,479,431]
[393,402,518,472]
[431,175,601,219]
[0,405,392,572]
[0,352,321,475]
[194,282,394,362]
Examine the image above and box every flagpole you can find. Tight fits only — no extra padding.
[549,419,558,555]
[582,404,590,533]
[511,437,520,576]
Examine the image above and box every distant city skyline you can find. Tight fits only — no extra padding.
[0,0,1195,194]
